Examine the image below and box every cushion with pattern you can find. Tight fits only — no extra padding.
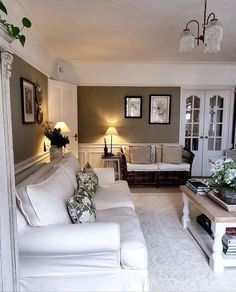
[67,188,96,223]
[76,162,98,197]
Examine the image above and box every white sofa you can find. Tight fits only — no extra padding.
[16,153,149,292]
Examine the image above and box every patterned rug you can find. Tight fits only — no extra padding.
[131,192,236,292]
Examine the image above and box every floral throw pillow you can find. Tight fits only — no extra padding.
[76,163,98,198]
[83,163,98,186]
[77,172,97,198]
[67,189,96,223]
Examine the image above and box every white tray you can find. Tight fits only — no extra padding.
[208,191,236,212]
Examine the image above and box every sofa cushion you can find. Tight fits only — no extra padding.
[83,162,99,186]
[127,162,159,172]
[162,145,182,164]
[156,144,162,163]
[94,168,115,185]
[95,180,134,210]
[77,171,98,198]
[16,162,56,224]
[67,189,96,223]
[130,146,152,164]
[55,152,81,188]
[158,162,190,171]
[19,166,74,226]
[96,207,148,269]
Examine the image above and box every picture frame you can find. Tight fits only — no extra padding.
[125,96,142,118]
[21,78,36,124]
[149,95,171,124]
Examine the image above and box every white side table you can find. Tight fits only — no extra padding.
[101,155,121,180]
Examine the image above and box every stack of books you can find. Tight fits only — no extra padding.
[196,214,213,237]
[222,233,236,256]
[186,179,210,196]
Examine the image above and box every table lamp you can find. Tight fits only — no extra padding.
[105,126,118,156]
[54,121,71,133]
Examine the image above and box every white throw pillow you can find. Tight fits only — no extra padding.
[55,152,81,188]
[20,166,75,226]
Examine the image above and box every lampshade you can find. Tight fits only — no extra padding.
[54,121,70,133]
[105,127,119,136]
[204,19,223,53]
[179,29,195,52]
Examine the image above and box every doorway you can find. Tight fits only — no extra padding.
[180,89,234,176]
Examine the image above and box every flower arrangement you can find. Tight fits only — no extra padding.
[42,122,69,148]
[207,157,236,192]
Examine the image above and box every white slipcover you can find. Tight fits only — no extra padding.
[17,153,149,292]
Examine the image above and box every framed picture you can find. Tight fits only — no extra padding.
[149,95,171,124]
[125,96,142,118]
[21,78,36,123]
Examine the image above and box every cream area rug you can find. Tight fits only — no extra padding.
[131,192,236,292]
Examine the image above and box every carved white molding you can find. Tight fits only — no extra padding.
[1,51,14,79]
[0,38,19,291]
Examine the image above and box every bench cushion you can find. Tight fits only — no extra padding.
[127,163,158,172]
[158,162,190,171]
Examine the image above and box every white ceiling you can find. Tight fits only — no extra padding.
[19,0,236,62]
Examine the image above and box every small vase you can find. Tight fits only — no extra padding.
[50,145,63,161]
[221,188,236,205]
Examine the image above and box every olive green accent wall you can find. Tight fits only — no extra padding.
[77,86,180,143]
[10,55,48,164]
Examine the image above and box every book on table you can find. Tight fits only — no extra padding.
[222,233,236,246]
[186,179,210,195]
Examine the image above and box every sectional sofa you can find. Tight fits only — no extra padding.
[121,144,194,186]
[16,153,149,291]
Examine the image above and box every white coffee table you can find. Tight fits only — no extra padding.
[180,185,236,272]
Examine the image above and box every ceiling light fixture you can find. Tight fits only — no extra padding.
[179,0,223,53]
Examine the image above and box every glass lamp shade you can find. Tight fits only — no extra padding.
[179,29,195,52]
[54,121,71,133]
[204,19,223,53]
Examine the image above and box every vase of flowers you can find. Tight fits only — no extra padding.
[207,157,236,204]
[42,122,69,161]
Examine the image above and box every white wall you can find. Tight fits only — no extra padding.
[5,0,56,76]
[59,61,236,87]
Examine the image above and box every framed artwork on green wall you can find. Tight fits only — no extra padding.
[21,78,36,124]
[125,96,142,118]
[149,94,171,124]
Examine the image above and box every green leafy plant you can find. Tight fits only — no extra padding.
[206,158,236,192]
[0,1,31,46]
[42,122,70,148]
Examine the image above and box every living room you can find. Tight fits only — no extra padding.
[1,0,236,291]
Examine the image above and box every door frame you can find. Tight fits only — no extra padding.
[179,86,235,176]
[0,45,19,290]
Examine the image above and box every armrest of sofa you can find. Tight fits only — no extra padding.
[94,167,115,184]
[182,148,195,175]
[18,222,120,256]
[120,153,128,180]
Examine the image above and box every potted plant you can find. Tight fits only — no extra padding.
[42,122,70,161]
[207,157,236,204]
[0,1,31,46]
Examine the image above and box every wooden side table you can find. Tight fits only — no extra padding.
[101,155,121,180]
